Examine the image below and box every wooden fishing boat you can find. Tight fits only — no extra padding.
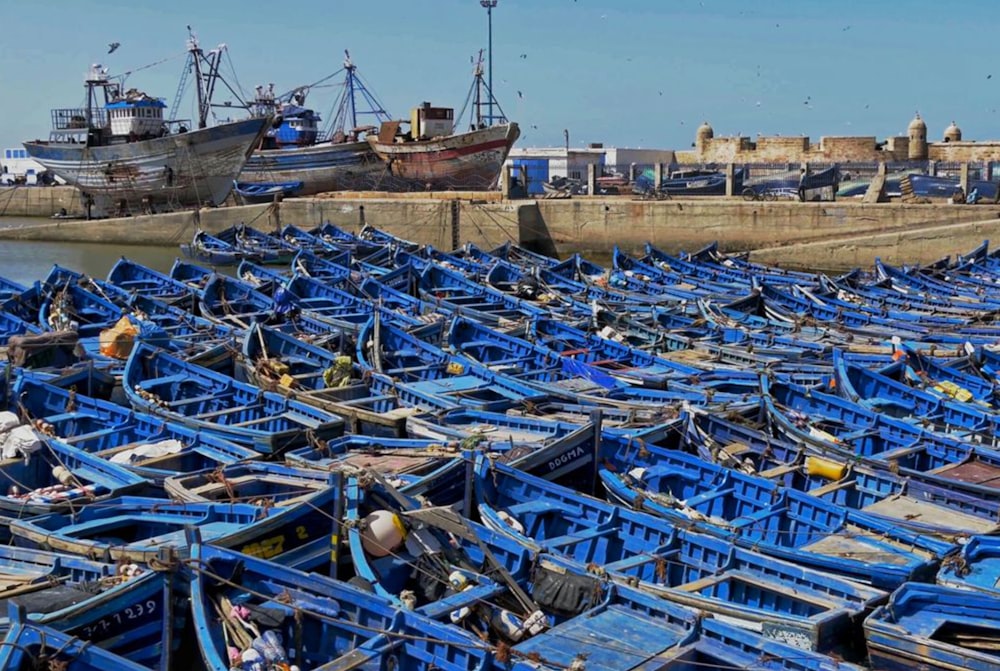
[123,341,345,454]
[106,257,197,308]
[598,431,954,588]
[367,120,520,191]
[663,618,865,670]
[346,477,702,668]
[864,582,1000,671]
[189,540,521,671]
[475,457,885,656]
[357,317,551,412]
[671,407,1000,538]
[13,375,258,485]
[180,229,250,266]
[763,376,1000,505]
[284,434,466,504]
[0,419,148,517]
[10,485,341,563]
[164,462,336,505]
[0,606,153,671]
[213,223,299,265]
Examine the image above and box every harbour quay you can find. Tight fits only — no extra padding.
[3,186,1000,273]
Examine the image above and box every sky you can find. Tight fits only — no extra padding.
[1,0,998,152]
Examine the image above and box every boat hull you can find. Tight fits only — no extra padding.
[238,140,386,195]
[367,122,519,190]
[23,117,270,216]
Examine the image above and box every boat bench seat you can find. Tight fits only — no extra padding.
[682,487,737,510]
[544,525,616,549]
[505,500,583,518]
[140,374,189,390]
[730,506,787,530]
[167,393,227,409]
[602,552,662,573]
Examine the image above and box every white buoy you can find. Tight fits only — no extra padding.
[360,510,406,557]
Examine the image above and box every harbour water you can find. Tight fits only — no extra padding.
[0,216,179,285]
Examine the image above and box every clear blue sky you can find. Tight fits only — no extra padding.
[1,0,997,151]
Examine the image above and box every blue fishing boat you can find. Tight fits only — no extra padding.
[598,431,954,588]
[864,582,1000,671]
[284,434,467,503]
[475,456,885,655]
[180,230,249,266]
[106,257,197,308]
[764,376,1000,505]
[215,223,300,265]
[233,179,304,203]
[0,420,148,518]
[123,341,345,453]
[357,317,551,412]
[673,406,1000,538]
[0,605,153,671]
[164,461,336,505]
[831,349,1000,439]
[13,375,258,485]
[10,485,341,563]
[665,618,866,670]
[188,539,528,671]
[346,478,702,668]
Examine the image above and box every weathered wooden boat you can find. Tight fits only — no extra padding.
[233,179,303,203]
[123,341,345,453]
[476,456,885,655]
[189,540,526,671]
[13,375,258,485]
[763,376,1000,505]
[180,229,254,266]
[283,434,466,503]
[23,50,269,218]
[164,462,335,505]
[663,618,866,670]
[864,582,1000,671]
[832,349,1000,439]
[368,119,520,191]
[106,257,197,308]
[0,604,154,671]
[599,431,954,588]
[10,485,341,563]
[357,317,551,412]
[346,478,701,668]
[214,223,300,265]
[672,406,1000,538]
[0,417,148,517]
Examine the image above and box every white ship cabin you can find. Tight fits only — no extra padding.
[410,102,454,140]
[106,97,167,140]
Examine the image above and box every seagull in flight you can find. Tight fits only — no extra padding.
[108,42,121,54]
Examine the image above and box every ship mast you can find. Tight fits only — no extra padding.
[171,27,228,129]
[326,50,390,140]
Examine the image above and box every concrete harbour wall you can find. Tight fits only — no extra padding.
[2,190,999,270]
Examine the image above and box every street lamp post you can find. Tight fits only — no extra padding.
[480,0,497,126]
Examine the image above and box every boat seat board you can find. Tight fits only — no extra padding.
[861,496,998,534]
[512,604,684,671]
[929,460,1000,488]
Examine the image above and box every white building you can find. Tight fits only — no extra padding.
[505,144,677,194]
[2,148,49,185]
